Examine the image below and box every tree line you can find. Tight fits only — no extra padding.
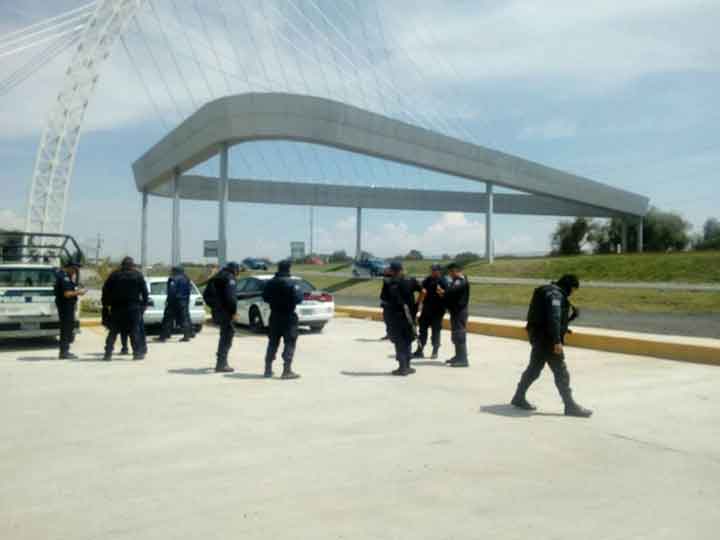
[551,209,720,255]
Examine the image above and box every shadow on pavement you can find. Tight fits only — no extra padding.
[17,356,59,362]
[168,367,216,375]
[412,360,446,367]
[354,338,386,343]
[479,404,564,418]
[224,373,266,380]
[340,370,394,377]
[1,338,57,353]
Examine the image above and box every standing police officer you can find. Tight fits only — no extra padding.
[379,266,393,341]
[438,262,470,367]
[157,265,193,342]
[511,274,592,417]
[413,264,447,359]
[54,261,86,359]
[262,260,304,379]
[101,257,148,361]
[384,261,420,376]
[204,261,240,373]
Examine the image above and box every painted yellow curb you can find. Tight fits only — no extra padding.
[79,317,104,328]
[335,305,720,366]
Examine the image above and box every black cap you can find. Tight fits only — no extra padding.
[556,274,580,293]
[120,256,135,270]
[278,260,292,274]
[225,261,240,273]
[430,264,443,272]
[447,262,462,271]
[389,261,403,272]
[171,265,184,274]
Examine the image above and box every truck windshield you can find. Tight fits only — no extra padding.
[0,268,57,288]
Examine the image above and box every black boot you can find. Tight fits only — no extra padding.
[119,348,129,355]
[448,344,469,367]
[564,400,593,418]
[392,357,411,376]
[103,352,112,361]
[215,356,234,373]
[412,346,424,358]
[444,356,456,365]
[59,351,77,360]
[511,394,536,411]
[281,362,300,380]
[431,346,439,360]
[264,360,274,378]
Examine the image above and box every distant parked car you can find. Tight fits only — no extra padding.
[352,257,387,278]
[144,276,206,333]
[242,257,269,271]
[234,275,334,333]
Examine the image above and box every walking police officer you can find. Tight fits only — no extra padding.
[204,261,240,373]
[262,260,304,379]
[384,261,420,376]
[438,262,470,367]
[54,261,86,359]
[158,265,193,342]
[413,264,447,359]
[101,257,148,361]
[511,274,592,417]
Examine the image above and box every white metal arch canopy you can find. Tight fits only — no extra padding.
[132,92,650,265]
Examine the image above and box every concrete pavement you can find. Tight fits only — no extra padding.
[1,319,719,539]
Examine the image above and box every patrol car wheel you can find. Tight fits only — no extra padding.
[249,307,264,333]
[310,323,325,333]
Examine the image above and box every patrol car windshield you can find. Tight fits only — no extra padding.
[150,281,200,295]
[0,268,56,288]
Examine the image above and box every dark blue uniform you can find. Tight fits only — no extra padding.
[262,273,304,377]
[384,276,420,375]
[512,280,592,417]
[54,269,78,358]
[444,275,470,366]
[209,269,238,371]
[416,275,447,357]
[102,268,149,360]
[159,271,192,341]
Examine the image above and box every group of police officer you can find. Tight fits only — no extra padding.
[379,262,591,417]
[54,255,592,417]
[201,259,303,378]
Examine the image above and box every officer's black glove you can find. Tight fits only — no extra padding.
[569,304,580,322]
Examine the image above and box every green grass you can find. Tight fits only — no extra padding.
[298,273,720,315]
[462,251,720,283]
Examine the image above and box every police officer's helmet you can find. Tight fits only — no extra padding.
[171,265,184,275]
[389,261,403,273]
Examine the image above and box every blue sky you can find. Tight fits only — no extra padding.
[1,0,718,263]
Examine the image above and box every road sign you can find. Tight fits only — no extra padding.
[290,241,305,260]
[204,240,218,258]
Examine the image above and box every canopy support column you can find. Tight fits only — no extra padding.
[486,183,494,264]
[218,143,229,266]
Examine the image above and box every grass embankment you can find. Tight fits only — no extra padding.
[299,274,720,315]
[300,251,720,284]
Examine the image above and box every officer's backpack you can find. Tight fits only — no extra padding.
[526,286,548,330]
[202,279,218,309]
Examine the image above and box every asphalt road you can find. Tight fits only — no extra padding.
[2,319,719,539]
[335,294,720,339]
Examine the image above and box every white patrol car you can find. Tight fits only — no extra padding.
[0,264,71,339]
[234,275,334,333]
[143,276,206,331]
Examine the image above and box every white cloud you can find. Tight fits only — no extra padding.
[0,209,24,231]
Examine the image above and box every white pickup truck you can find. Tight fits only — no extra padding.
[0,264,72,339]
[0,232,84,341]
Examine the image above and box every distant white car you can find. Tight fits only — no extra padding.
[0,264,71,340]
[143,276,206,332]
[234,275,334,333]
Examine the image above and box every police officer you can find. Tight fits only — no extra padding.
[205,261,240,373]
[438,262,470,367]
[101,257,149,361]
[384,261,420,376]
[262,260,304,379]
[413,264,447,359]
[157,265,193,342]
[54,261,86,359]
[379,266,394,342]
[511,274,592,417]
